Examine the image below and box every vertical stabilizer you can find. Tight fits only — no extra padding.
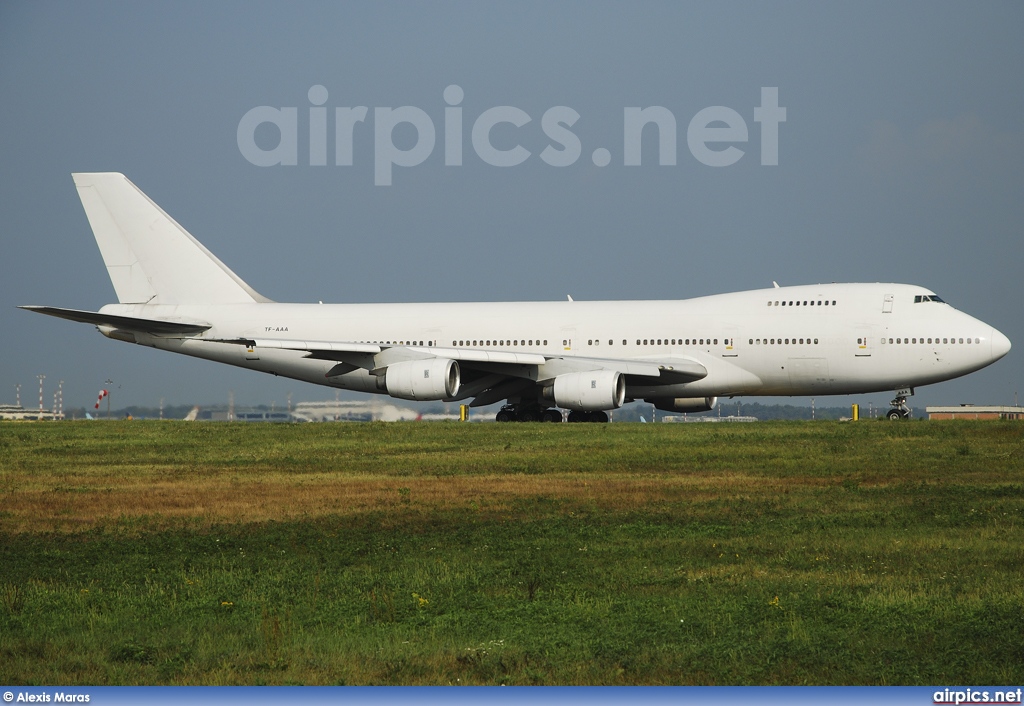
[73,173,271,305]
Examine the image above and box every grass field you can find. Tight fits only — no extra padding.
[1,420,1022,685]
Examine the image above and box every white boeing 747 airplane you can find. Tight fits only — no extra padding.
[22,173,1011,421]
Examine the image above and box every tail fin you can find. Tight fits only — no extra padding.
[73,173,272,305]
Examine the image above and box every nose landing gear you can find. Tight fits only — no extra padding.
[886,394,911,420]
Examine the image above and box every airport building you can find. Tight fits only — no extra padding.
[661,414,758,423]
[0,404,63,421]
[925,405,1024,420]
[183,400,463,423]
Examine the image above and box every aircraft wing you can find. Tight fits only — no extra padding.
[20,305,211,335]
[217,338,705,380]
[213,338,547,364]
[213,337,708,406]
[225,338,384,356]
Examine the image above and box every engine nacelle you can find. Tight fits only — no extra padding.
[648,396,718,413]
[544,370,625,411]
[384,358,460,401]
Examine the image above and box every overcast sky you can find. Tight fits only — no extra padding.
[2,1,1021,412]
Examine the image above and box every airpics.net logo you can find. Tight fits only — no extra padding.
[237,85,786,185]
[934,689,1024,705]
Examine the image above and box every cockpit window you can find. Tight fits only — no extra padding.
[914,294,946,303]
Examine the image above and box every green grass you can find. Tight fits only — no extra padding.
[1,420,1022,684]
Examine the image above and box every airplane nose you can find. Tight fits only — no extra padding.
[991,328,1011,361]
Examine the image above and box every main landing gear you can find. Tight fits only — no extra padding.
[496,404,563,423]
[567,410,609,423]
[886,394,911,420]
[494,404,610,423]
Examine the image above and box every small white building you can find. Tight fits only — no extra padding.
[0,404,63,421]
[926,405,1023,420]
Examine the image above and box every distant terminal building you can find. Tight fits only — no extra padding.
[662,414,758,423]
[0,404,63,421]
[182,400,463,423]
[926,405,1024,420]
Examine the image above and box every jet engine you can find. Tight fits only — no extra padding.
[383,358,460,401]
[648,396,718,413]
[544,370,625,411]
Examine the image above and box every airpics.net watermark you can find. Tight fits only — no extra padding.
[237,85,786,186]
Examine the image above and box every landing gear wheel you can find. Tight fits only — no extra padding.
[518,408,540,423]
[496,409,516,422]
[541,408,563,423]
[567,410,609,423]
[887,393,911,420]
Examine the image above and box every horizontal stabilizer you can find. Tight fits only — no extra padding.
[20,305,211,335]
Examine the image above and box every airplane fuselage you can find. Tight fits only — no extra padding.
[101,281,1010,402]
